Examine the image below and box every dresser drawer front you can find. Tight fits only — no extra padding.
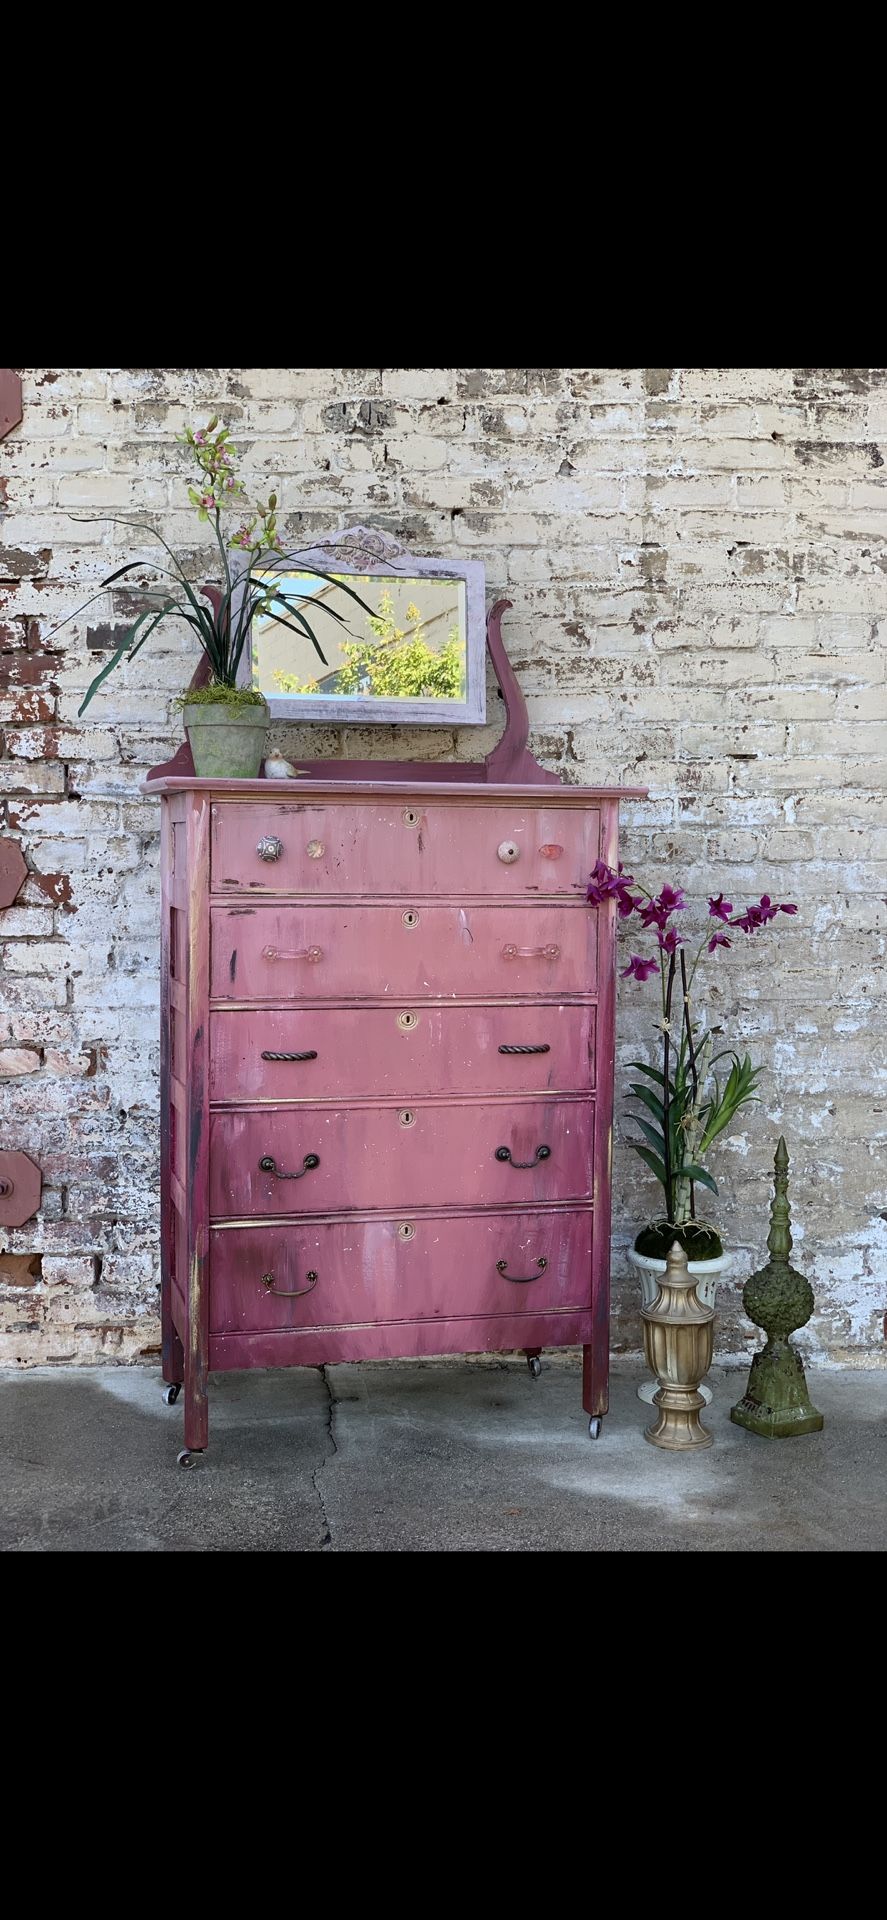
[211,801,599,897]
[210,1003,596,1102]
[210,1209,594,1334]
[212,904,598,1001]
[210,1097,593,1217]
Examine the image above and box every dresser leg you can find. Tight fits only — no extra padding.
[161,1315,184,1390]
[183,1357,208,1454]
[582,1343,608,1420]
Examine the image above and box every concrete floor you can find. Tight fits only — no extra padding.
[1,1356,884,1552]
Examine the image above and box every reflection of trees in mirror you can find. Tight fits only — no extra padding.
[272,589,466,699]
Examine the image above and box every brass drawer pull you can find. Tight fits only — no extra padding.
[260,1050,318,1062]
[256,836,283,862]
[496,1257,548,1282]
[262,945,324,964]
[259,1153,320,1180]
[495,1144,551,1168]
[262,1268,318,1299]
[502,943,560,960]
[498,1044,551,1055]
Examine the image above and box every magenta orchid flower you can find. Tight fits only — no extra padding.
[658,926,684,955]
[708,894,733,921]
[731,894,797,934]
[621,954,660,981]
[708,931,731,953]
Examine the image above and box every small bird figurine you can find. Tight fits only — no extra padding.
[263,750,304,779]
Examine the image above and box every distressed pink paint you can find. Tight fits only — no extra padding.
[209,1097,594,1217]
[150,768,643,1460]
[209,1207,595,1335]
[211,800,600,896]
[209,1002,597,1103]
[211,901,599,1001]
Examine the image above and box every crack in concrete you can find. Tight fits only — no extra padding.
[311,1365,338,1549]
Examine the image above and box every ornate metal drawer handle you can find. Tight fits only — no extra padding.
[495,1144,552,1168]
[496,1257,548,1282]
[256,836,283,862]
[260,1050,318,1062]
[259,1153,320,1180]
[498,1044,551,1055]
[501,943,560,960]
[262,945,324,964]
[262,1268,318,1298]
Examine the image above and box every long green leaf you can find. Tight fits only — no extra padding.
[90,515,219,647]
[272,591,348,626]
[682,1164,719,1195]
[697,1053,762,1155]
[255,604,329,667]
[628,1142,669,1188]
[45,560,175,641]
[77,602,177,715]
[628,1060,670,1089]
[631,1116,668,1158]
[252,560,379,620]
[77,643,131,715]
[126,602,178,661]
[627,1083,665,1125]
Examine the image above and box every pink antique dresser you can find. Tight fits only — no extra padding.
[148,592,643,1466]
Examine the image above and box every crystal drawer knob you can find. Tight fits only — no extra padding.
[497,840,520,864]
[257,835,283,862]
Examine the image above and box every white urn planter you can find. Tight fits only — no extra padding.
[628,1248,734,1403]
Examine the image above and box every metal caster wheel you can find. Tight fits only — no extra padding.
[177,1448,203,1470]
[163,1383,181,1405]
[527,1356,542,1380]
[588,1417,603,1440]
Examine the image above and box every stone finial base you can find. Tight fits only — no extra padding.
[730,1339,823,1439]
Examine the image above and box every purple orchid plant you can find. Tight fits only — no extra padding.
[587,860,797,1258]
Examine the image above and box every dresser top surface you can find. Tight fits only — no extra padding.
[144,776,647,802]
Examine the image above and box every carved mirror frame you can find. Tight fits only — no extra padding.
[232,525,487,726]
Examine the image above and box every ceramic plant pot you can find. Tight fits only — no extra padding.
[628,1247,733,1404]
[183,696,269,779]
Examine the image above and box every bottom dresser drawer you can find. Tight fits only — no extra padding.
[210,1208,593,1335]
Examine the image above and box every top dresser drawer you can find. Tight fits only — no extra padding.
[211,800,599,898]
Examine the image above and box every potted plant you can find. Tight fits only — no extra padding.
[586,861,797,1393]
[54,418,376,777]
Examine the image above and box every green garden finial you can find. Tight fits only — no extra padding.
[730,1137,824,1439]
[767,1136,792,1262]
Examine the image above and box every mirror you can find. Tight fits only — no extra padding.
[234,526,486,726]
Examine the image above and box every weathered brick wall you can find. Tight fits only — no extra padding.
[1,367,884,1366]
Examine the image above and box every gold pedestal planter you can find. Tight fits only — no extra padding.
[642,1240,715,1450]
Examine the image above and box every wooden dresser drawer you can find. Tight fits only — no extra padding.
[212,902,598,1001]
[209,1096,594,1217]
[210,1207,594,1334]
[211,800,599,897]
[210,1002,597,1102]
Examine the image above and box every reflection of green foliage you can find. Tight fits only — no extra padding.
[273,589,465,699]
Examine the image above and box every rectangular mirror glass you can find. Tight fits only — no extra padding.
[252,572,468,704]
[234,526,486,726]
